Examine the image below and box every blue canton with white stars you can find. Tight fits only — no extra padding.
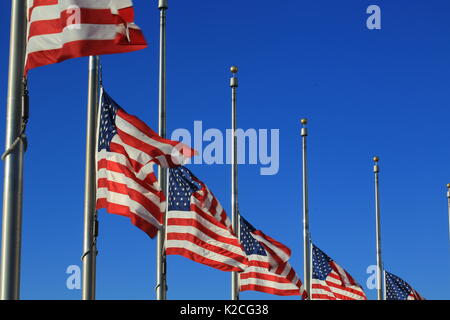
[168,167,201,211]
[239,217,267,256]
[312,245,333,280]
[385,271,413,300]
[98,91,119,152]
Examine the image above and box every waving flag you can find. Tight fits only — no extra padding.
[239,217,305,297]
[26,0,147,73]
[166,166,248,272]
[96,90,195,238]
[311,245,367,300]
[385,271,425,300]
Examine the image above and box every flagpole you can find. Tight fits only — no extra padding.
[0,0,27,300]
[300,118,311,299]
[156,0,168,301]
[447,184,450,243]
[373,156,384,300]
[81,56,100,300]
[230,66,239,300]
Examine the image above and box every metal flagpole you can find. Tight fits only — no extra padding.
[300,118,311,299]
[447,184,450,244]
[230,66,239,300]
[0,0,27,300]
[156,0,168,301]
[81,55,100,300]
[373,156,384,300]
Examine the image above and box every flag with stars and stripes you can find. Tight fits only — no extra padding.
[25,0,147,74]
[96,89,196,238]
[385,271,425,300]
[239,217,306,297]
[311,244,367,300]
[165,166,248,272]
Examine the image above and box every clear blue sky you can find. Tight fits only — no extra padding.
[0,0,449,300]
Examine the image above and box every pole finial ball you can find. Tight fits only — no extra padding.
[230,66,238,74]
[373,156,379,162]
[300,118,308,125]
[447,183,450,189]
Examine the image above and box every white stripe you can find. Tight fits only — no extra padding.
[27,24,119,53]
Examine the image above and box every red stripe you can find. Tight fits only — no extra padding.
[97,178,163,224]
[31,0,58,5]
[96,199,159,238]
[25,29,147,73]
[166,232,247,265]
[166,248,243,272]
[240,284,301,297]
[167,217,241,248]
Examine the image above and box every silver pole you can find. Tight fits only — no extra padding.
[300,118,311,299]
[447,184,450,244]
[230,66,239,300]
[0,0,27,300]
[156,0,168,301]
[373,156,383,300]
[81,56,100,300]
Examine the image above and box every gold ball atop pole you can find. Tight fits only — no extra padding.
[300,118,308,125]
[230,66,238,74]
[447,183,450,189]
[373,156,379,163]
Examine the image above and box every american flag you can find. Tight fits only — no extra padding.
[385,270,425,300]
[239,217,305,297]
[166,166,248,272]
[311,244,367,300]
[96,90,195,238]
[26,0,147,73]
